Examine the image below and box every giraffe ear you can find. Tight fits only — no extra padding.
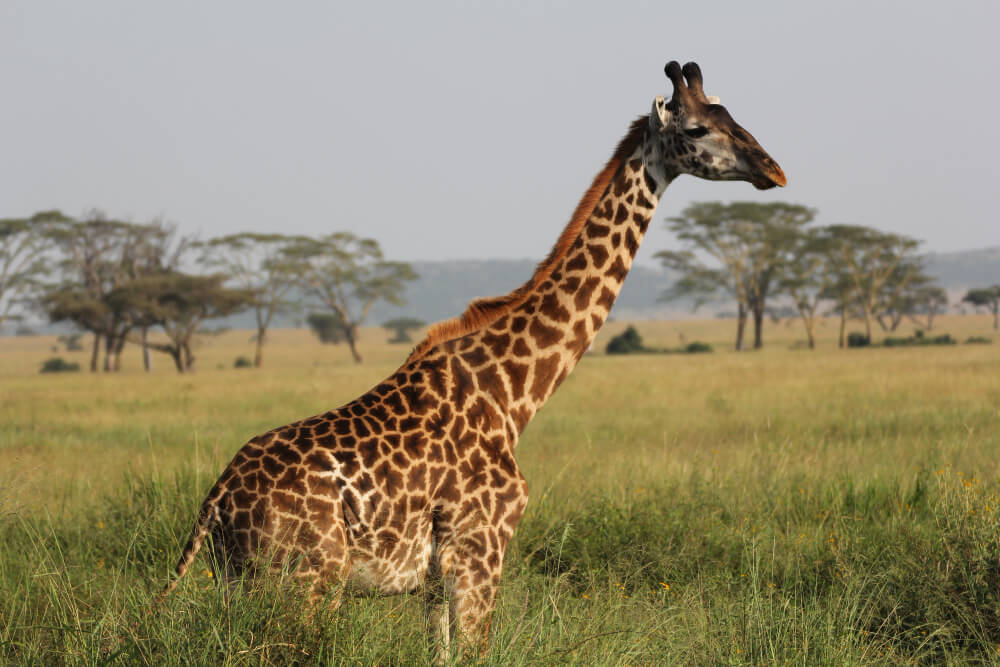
[650,95,671,131]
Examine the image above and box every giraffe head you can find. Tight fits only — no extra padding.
[649,61,786,190]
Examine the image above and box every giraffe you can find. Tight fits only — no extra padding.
[157,61,785,656]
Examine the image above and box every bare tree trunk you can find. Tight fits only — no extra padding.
[345,325,363,363]
[862,303,873,343]
[111,334,127,371]
[182,342,196,372]
[804,316,816,350]
[90,332,101,372]
[993,306,998,330]
[734,304,747,352]
[141,327,152,371]
[254,327,265,368]
[752,305,764,350]
[838,310,847,348]
[103,333,116,372]
[169,347,184,373]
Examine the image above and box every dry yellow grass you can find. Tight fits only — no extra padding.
[1,314,996,515]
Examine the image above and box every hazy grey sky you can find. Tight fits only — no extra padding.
[4,1,998,266]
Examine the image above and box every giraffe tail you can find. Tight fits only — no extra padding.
[153,487,223,607]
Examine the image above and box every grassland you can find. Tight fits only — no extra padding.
[1,314,999,664]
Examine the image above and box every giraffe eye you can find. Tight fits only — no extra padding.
[684,126,709,138]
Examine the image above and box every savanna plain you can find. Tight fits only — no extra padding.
[2,315,999,665]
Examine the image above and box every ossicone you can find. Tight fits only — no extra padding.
[663,60,710,106]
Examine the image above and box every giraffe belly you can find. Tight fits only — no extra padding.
[344,522,435,594]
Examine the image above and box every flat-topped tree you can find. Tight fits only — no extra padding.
[158,62,785,659]
[197,233,304,368]
[962,286,1000,329]
[283,232,418,363]
[657,202,814,350]
[44,214,184,372]
[777,226,837,349]
[875,265,940,332]
[382,317,426,343]
[899,284,949,331]
[0,211,65,333]
[825,225,923,343]
[109,271,257,373]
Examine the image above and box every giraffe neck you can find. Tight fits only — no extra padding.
[472,126,674,435]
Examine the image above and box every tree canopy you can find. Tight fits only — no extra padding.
[285,233,418,362]
[962,285,1000,329]
[0,211,66,332]
[197,233,305,367]
[657,201,815,350]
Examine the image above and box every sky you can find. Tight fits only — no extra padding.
[3,1,999,267]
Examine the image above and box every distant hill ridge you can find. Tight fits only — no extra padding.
[923,246,1000,289]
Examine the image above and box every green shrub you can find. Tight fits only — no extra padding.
[883,333,956,347]
[682,341,713,354]
[847,332,870,348]
[965,336,992,345]
[606,325,646,355]
[305,312,347,344]
[39,357,80,373]
[234,356,253,368]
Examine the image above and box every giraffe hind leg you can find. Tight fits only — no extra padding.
[423,536,456,662]
[206,524,254,606]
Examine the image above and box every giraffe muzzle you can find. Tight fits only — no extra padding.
[751,162,787,190]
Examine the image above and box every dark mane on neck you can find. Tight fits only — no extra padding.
[406,116,648,363]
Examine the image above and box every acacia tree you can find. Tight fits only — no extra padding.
[777,226,836,349]
[656,249,748,346]
[110,272,256,372]
[306,312,348,344]
[656,202,814,350]
[825,225,923,343]
[285,233,417,363]
[44,214,185,371]
[876,270,944,332]
[382,317,426,343]
[962,286,1000,329]
[197,233,304,367]
[901,285,949,331]
[0,211,65,332]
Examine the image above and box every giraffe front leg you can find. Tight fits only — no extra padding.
[429,470,528,658]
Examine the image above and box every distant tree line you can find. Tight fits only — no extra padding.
[657,202,995,350]
[0,211,417,372]
[3,204,995,366]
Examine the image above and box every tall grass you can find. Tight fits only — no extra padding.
[1,317,999,663]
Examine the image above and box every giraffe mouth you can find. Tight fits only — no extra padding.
[751,166,787,190]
